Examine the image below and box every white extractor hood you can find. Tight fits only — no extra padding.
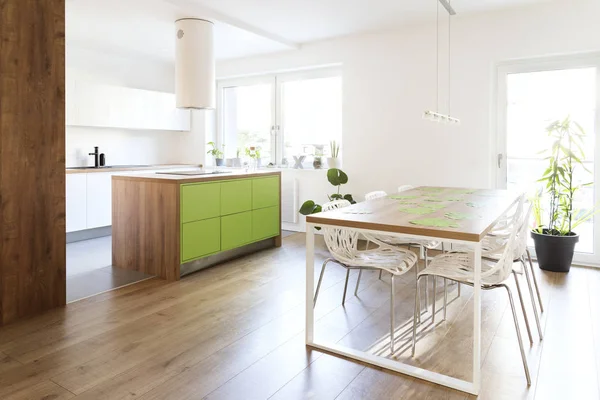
[175,18,215,110]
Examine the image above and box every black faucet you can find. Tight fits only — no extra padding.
[89,146,100,168]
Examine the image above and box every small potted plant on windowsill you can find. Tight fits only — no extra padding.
[245,146,262,170]
[327,140,340,169]
[232,148,242,168]
[531,116,598,273]
[207,141,225,167]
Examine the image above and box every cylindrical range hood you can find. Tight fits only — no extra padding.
[175,18,215,110]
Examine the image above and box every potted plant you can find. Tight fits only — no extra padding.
[327,140,340,169]
[313,145,325,169]
[531,116,597,272]
[233,148,242,168]
[245,146,261,170]
[207,141,224,166]
[299,168,356,219]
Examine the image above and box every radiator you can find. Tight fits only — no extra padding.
[281,176,299,224]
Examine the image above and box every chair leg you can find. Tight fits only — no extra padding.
[313,259,330,307]
[390,275,396,353]
[354,269,363,296]
[415,264,421,324]
[502,284,532,386]
[513,271,533,345]
[424,248,430,311]
[378,269,383,280]
[342,269,351,305]
[432,276,437,323]
[522,258,543,340]
[458,283,461,297]
[443,278,448,321]
[526,249,544,313]
[412,275,421,356]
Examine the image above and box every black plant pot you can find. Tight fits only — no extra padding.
[531,230,579,273]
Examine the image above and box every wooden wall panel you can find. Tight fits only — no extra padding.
[0,0,66,325]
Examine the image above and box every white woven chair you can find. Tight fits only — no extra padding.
[364,188,445,319]
[365,190,388,200]
[314,199,419,352]
[412,197,532,385]
[477,202,543,342]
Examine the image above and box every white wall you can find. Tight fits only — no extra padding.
[217,0,600,210]
[66,46,209,167]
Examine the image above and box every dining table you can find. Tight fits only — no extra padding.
[304,186,521,395]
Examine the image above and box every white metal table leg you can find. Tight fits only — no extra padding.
[306,224,315,344]
[472,242,482,395]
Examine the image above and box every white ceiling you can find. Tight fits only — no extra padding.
[67,0,561,62]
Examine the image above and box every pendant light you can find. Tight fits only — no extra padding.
[175,18,215,109]
[423,0,460,125]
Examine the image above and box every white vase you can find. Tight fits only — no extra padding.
[327,157,340,169]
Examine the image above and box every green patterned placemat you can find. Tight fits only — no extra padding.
[466,202,483,208]
[399,207,436,215]
[409,218,460,228]
[423,197,446,202]
[422,203,446,210]
[445,212,480,220]
[418,187,445,193]
[389,194,420,200]
[447,189,477,195]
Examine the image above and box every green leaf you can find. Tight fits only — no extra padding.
[329,193,343,200]
[299,200,320,216]
[343,194,356,204]
[327,168,349,186]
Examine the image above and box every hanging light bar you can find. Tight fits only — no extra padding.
[423,0,460,125]
[438,0,456,16]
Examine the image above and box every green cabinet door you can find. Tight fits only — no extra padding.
[181,217,221,261]
[221,179,252,216]
[252,206,280,241]
[252,176,280,209]
[181,183,221,223]
[221,211,252,251]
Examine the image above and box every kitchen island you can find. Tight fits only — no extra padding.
[112,170,281,281]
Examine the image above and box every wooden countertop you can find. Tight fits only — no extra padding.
[112,169,281,184]
[66,164,200,174]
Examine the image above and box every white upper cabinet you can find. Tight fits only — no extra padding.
[67,80,191,131]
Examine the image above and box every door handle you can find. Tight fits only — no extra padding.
[497,153,504,168]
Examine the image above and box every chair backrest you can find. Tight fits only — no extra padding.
[514,201,533,258]
[398,185,414,193]
[321,200,359,263]
[482,195,524,283]
[365,190,387,200]
[321,199,351,212]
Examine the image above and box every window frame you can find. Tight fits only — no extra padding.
[216,67,342,167]
[494,53,600,267]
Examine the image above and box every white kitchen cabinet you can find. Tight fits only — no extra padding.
[86,172,114,229]
[67,80,191,131]
[66,174,87,232]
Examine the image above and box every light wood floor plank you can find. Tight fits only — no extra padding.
[4,380,74,400]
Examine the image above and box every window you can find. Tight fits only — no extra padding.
[217,69,342,167]
[497,56,600,265]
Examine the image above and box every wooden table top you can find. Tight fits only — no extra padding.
[306,187,521,242]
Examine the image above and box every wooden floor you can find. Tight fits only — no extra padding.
[0,233,599,399]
